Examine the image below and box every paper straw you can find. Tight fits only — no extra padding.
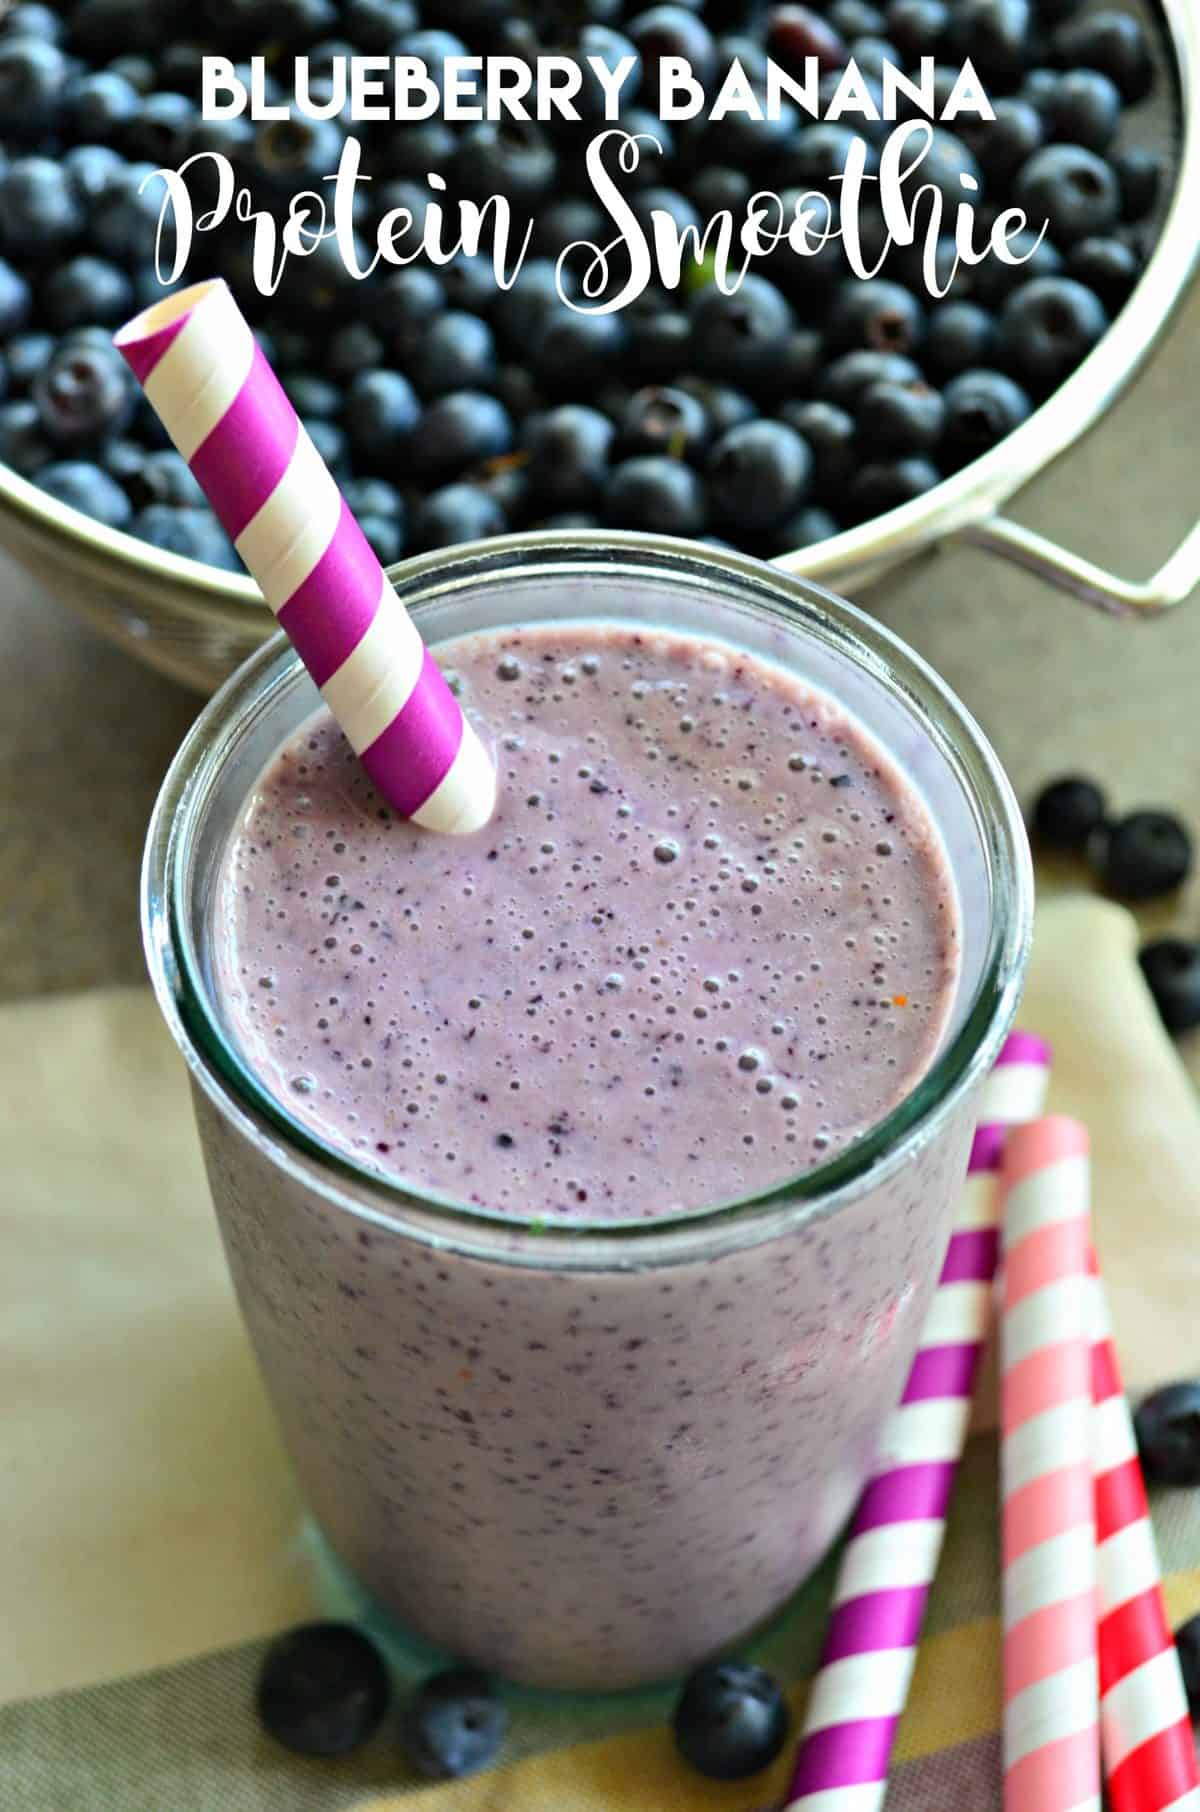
[113,279,495,836]
[784,1029,1051,1812]
[1000,1117,1100,1812]
[1090,1252,1200,1812]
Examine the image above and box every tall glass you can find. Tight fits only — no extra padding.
[143,533,1032,1691]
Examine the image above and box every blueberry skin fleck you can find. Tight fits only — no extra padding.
[1134,1381,1200,1486]
[1031,775,1107,850]
[400,1668,507,1779]
[672,1659,789,1780]
[1098,811,1193,902]
[1138,941,1200,1038]
[256,1622,391,1758]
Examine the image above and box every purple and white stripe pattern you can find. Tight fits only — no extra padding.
[115,280,495,835]
[784,1030,1052,1812]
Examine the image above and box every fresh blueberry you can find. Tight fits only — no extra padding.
[99,435,146,489]
[690,275,794,392]
[605,455,706,536]
[819,348,922,407]
[419,391,513,480]
[855,378,945,453]
[455,120,558,205]
[777,399,856,494]
[412,480,507,549]
[885,0,948,55]
[941,368,1032,460]
[969,230,1064,308]
[61,143,126,204]
[778,123,878,190]
[1113,147,1162,223]
[531,195,609,260]
[912,130,984,206]
[627,309,691,382]
[5,3,63,40]
[491,259,573,350]
[65,69,140,137]
[615,106,675,181]
[523,404,615,509]
[619,385,708,461]
[847,455,941,519]
[998,276,1109,388]
[1138,942,1200,1038]
[182,114,255,164]
[672,1660,789,1781]
[344,369,420,464]
[846,34,903,84]
[121,90,195,164]
[93,161,175,264]
[5,330,53,390]
[957,97,1043,183]
[394,28,470,94]
[1051,68,1122,153]
[1134,1381,1200,1485]
[156,42,208,97]
[36,458,133,529]
[131,503,241,571]
[0,257,32,337]
[828,278,925,355]
[0,157,85,256]
[923,300,997,378]
[0,397,49,473]
[439,252,503,317]
[1031,775,1107,848]
[400,1668,507,1779]
[0,37,66,139]
[106,53,156,94]
[131,266,184,310]
[303,417,348,472]
[41,256,134,330]
[326,323,385,384]
[415,311,497,399]
[340,0,419,50]
[675,378,756,439]
[1013,144,1121,246]
[536,511,602,530]
[34,342,133,446]
[830,0,886,32]
[687,166,752,218]
[270,0,340,41]
[343,477,404,521]
[629,6,717,87]
[767,504,841,551]
[69,0,147,60]
[708,419,813,531]
[491,362,544,423]
[630,186,701,242]
[1067,236,1141,313]
[533,309,628,397]
[383,119,458,181]
[252,112,344,188]
[285,372,342,420]
[356,512,405,565]
[1099,811,1193,900]
[365,268,446,345]
[1052,10,1154,104]
[566,25,642,120]
[256,1623,390,1760]
[949,0,1032,79]
[130,448,206,508]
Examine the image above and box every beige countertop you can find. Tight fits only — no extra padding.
[4,276,1200,1014]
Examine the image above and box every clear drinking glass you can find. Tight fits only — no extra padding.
[143,533,1032,1691]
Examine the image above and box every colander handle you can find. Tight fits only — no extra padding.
[956,512,1200,617]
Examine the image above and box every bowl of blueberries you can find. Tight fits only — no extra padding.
[0,0,1196,692]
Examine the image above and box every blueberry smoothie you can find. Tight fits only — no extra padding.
[193,612,967,1689]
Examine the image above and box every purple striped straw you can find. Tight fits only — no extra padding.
[784,1029,1052,1812]
[114,279,495,836]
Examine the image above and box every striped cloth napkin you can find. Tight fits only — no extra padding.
[3,895,1200,1810]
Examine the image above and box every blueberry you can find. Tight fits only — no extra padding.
[256,1623,389,1760]
[131,504,240,571]
[100,436,147,489]
[1113,147,1161,223]
[285,372,342,420]
[271,0,339,41]
[627,309,691,382]
[131,266,184,311]
[605,455,706,536]
[533,310,628,397]
[121,90,194,164]
[415,311,497,399]
[619,385,708,461]
[93,162,174,264]
[847,455,941,519]
[440,252,503,317]
[1052,11,1154,104]
[1099,811,1193,901]
[941,368,1032,459]
[253,113,344,187]
[42,256,134,330]
[969,230,1063,308]
[531,196,609,259]
[419,391,513,480]
[183,114,255,164]
[365,268,446,343]
[5,330,53,390]
[34,342,133,446]
[1051,69,1122,154]
[687,166,752,218]
[36,459,133,529]
[326,323,384,384]
[492,362,544,423]
[536,511,602,530]
[413,480,507,551]
[672,1660,788,1781]
[1138,942,1200,1038]
[1030,774,1107,848]
[0,37,66,139]
[5,3,63,40]
[0,258,32,338]
[1019,67,1063,116]
[492,260,578,352]
[886,0,948,56]
[341,0,419,50]
[923,300,997,378]
[400,1668,507,1780]
[847,34,903,83]
[958,98,1043,183]
[1013,144,1121,246]
[998,276,1109,389]
[566,25,642,120]
[1176,1615,1200,1716]
[1134,1381,1200,1485]
[106,53,155,94]
[911,130,983,205]
[830,0,885,32]
[949,0,1031,78]
[65,69,140,138]
[343,477,404,521]
[856,378,945,453]
[344,369,420,464]
[676,378,756,437]
[0,157,85,256]
[828,278,925,356]
[357,512,405,565]
[708,420,812,531]
[629,6,717,87]
[455,120,557,206]
[1067,236,1141,313]
[156,43,208,97]
[630,186,700,242]
[777,399,856,494]
[132,448,206,508]
[615,107,675,181]
[0,397,49,473]
[690,275,794,392]
[303,417,348,472]
[819,348,922,407]
[523,404,615,509]
[61,143,126,205]
[394,28,469,93]
[778,123,878,189]
[768,504,841,552]
[384,119,457,181]
[69,0,147,59]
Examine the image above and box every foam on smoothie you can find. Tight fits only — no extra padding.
[215,621,959,1218]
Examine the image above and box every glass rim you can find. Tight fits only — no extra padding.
[143,529,1033,1262]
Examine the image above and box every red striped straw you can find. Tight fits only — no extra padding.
[113,279,495,836]
[784,1029,1051,1812]
[1090,1252,1200,1812]
[1000,1118,1100,1812]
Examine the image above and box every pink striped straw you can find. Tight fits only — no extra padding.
[113,279,495,836]
[1090,1254,1200,1812]
[784,1028,1051,1812]
[1000,1117,1100,1812]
